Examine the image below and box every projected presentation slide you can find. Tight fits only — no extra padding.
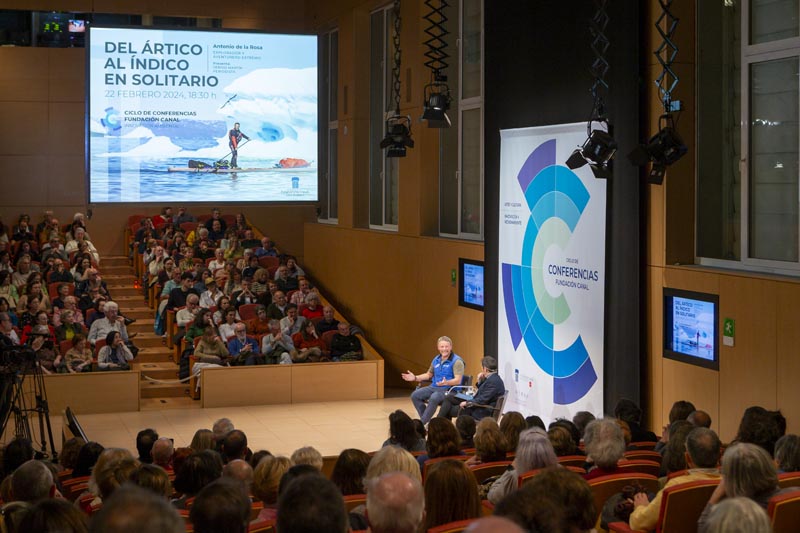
[463,263,484,307]
[671,296,715,361]
[88,27,317,203]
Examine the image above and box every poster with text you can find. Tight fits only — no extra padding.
[498,123,606,425]
[88,26,317,203]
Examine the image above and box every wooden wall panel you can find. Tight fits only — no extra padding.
[49,50,85,103]
[202,365,293,407]
[49,103,84,156]
[304,223,484,389]
[44,371,140,414]
[718,276,778,441]
[291,362,378,402]
[0,102,49,155]
[662,359,719,436]
[776,283,800,435]
[0,49,50,103]
[646,266,664,430]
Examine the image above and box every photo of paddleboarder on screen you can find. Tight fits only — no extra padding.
[228,122,250,169]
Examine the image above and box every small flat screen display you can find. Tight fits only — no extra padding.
[663,288,719,370]
[459,258,485,311]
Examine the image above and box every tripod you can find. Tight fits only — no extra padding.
[0,346,58,462]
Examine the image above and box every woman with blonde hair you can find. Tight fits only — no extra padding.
[253,455,293,522]
[467,417,509,465]
[189,429,215,452]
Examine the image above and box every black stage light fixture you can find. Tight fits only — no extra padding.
[422,82,451,128]
[566,127,617,179]
[627,114,687,184]
[380,114,415,158]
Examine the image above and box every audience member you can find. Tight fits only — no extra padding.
[280,303,306,338]
[423,459,482,530]
[17,498,88,533]
[494,466,595,533]
[316,305,339,333]
[735,406,782,456]
[439,356,504,421]
[548,425,579,457]
[292,320,328,362]
[290,446,323,471]
[222,459,254,492]
[172,450,223,509]
[365,472,425,533]
[130,463,173,499]
[97,330,133,371]
[689,410,713,428]
[89,484,184,533]
[331,449,370,496]
[417,417,463,469]
[227,322,260,365]
[252,455,293,522]
[487,428,558,504]
[329,322,363,361]
[152,438,174,471]
[259,318,296,364]
[366,446,422,485]
[467,418,508,465]
[499,411,527,452]
[59,437,87,472]
[464,517,525,533]
[614,398,658,442]
[72,442,104,479]
[265,290,288,319]
[456,415,477,449]
[194,325,230,365]
[702,497,771,533]
[190,429,215,453]
[583,418,627,480]
[212,418,235,445]
[221,430,249,464]
[698,442,788,531]
[11,460,55,503]
[3,438,34,478]
[629,427,722,531]
[87,301,129,347]
[277,475,348,533]
[383,410,426,452]
[136,429,158,464]
[775,434,800,472]
[189,477,250,533]
[660,419,694,476]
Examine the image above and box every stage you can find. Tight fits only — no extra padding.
[46,389,414,458]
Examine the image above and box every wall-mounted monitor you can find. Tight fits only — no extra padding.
[87,25,318,203]
[459,258,485,311]
[69,20,86,33]
[663,288,719,370]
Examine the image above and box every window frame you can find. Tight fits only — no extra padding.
[318,28,339,225]
[438,0,484,241]
[697,0,800,275]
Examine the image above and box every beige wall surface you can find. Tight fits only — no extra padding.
[647,266,800,442]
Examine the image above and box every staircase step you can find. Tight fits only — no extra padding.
[125,307,155,320]
[135,362,179,380]
[139,381,191,398]
[103,256,131,267]
[108,287,142,298]
[101,265,135,275]
[132,333,169,349]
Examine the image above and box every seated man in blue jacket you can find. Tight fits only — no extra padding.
[436,356,505,421]
[402,336,464,424]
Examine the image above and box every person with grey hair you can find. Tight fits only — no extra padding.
[260,318,296,364]
[402,336,465,424]
[775,434,800,473]
[152,438,174,471]
[89,484,184,533]
[697,442,789,532]
[629,427,722,530]
[212,418,235,445]
[583,418,627,480]
[437,356,505,421]
[87,301,129,346]
[11,460,55,502]
[365,472,425,533]
[703,497,771,533]
[487,428,558,504]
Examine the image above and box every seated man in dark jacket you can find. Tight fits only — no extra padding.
[436,356,505,421]
[329,322,362,361]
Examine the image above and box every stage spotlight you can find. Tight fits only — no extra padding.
[628,115,687,184]
[422,82,451,128]
[380,114,414,158]
[566,128,617,180]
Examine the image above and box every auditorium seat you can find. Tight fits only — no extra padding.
[557,455,587,468]
[587,474,659,526]
[629,441,658,450]
[607,479,719,533]
[343,494,367,512]
[623,449,662,462]
[616,459,661,477]
[518,468,543,488]
[778,471,800,488]
[238,303,259,321]
[769,490,800,533]
[469,461,511,484]
[427,518,477,533]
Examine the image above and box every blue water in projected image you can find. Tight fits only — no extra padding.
[91,157,316,202]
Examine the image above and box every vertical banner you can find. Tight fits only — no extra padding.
[498,123,606,424]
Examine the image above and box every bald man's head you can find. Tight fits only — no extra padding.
[223,459,254,489]
[688,410,712,428]
[465,517,526,533]
[366,472,424,533]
